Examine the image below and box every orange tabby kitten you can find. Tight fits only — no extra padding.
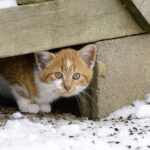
[0,44,96,113]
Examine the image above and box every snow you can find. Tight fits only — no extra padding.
[11,112,24,119]
[0,95,150,150]
[0,0,17,9]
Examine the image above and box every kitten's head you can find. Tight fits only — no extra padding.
[35,44,97,97]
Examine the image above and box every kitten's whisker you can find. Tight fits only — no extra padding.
[81,91,97,106]
[86,87,99,93]
[77,95,86,114]
[75,95,81,109]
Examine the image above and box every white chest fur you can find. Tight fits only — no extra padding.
[34,71,61,104]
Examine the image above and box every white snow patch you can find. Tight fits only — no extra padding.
[135,104,150,118]
[58,124,80,136]
[145,93,150,104]
[110,95,150,119]
[0,0,17,9]
[11,112,24,119]
[1,94,150,150]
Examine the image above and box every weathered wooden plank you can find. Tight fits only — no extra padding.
[0,0,144,58]
[121,0,150,32]
[17,0,50,5]
[92,34,150,118]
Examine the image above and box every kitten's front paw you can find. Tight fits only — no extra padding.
[40,104,51,113]
[27,104,40,113]
[19,103,40,113]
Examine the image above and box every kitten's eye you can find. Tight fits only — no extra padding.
[72,73,80,80]
[55,72,63,79]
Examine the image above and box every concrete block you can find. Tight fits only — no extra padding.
[91,34,150,118]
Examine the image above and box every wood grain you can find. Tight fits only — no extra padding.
[0,0,143,58]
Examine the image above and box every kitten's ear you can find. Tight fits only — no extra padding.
[34,51,55,70]
[79,44,97,69]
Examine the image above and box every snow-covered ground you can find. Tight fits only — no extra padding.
[1,95,150,150]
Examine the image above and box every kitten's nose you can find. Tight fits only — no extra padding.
[64,85,71,91]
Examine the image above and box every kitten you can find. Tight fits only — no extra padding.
[0,44,97,113]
